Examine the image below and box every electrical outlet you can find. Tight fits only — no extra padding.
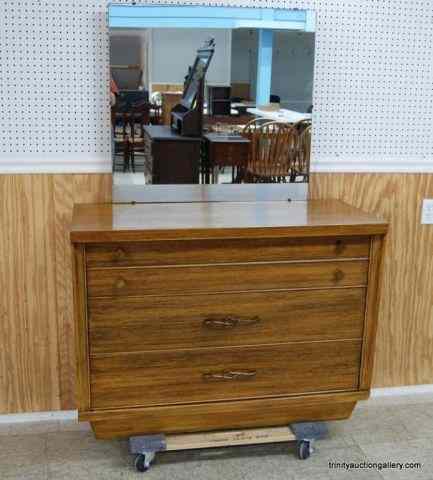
[421,199,433,224]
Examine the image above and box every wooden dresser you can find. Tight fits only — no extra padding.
[70,200,387,439]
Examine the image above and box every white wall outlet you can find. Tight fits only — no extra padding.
[421,199,433,224]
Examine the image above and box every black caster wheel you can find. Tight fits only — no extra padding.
[297,440,312,460]
[134,452,155,473]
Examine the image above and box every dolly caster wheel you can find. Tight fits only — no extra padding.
[297,440,312,460]
[134,452,155,472]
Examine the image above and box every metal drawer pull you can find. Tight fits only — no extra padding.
[114,247,126,260]
[203,316,261,329]
[333,269,345,282]
[335,239,346,254]
[203,370,257,381]
[115,278,127,289]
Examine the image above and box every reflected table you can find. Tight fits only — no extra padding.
[202,133,250,184]
[246,108,311,124]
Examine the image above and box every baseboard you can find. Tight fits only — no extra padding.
[0,410,78,424]
[1,385,433,424]
[371,384,433,397]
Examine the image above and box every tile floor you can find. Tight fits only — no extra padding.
[1,394,433,479]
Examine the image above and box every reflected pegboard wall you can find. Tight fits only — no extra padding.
[0,0,432,171]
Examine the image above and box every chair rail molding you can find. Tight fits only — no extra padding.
[311,156,433,173]
[0,153,112,174]
[1,153,432,174]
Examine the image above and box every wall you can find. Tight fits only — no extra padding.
[2,0,432,173]
[231,29,315,110]
[0,0,432,414]
[310,173,433,388]
[150,28,232,87]
[272,31,314,111]
[0,175,111,412]
[110,33,146,89]
[231,29,258,98]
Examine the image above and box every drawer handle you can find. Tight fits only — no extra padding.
[333,269,345,282]
[203,370,257,381]
[203,316,261,329]
[335,239,346,254]
[115,278,127,289]
[114,247,126,260]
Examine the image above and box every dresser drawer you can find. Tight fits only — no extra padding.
[85,237,370,268]
[87,260,368,297]
[90,340,361,409]
[88,288,366,354]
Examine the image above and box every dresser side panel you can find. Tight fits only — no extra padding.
[73,244,91,411]
[360,235,385,390]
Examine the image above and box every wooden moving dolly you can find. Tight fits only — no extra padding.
[130,422,328,472]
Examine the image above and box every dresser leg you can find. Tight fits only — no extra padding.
[290,421,329,460]
[129,435,166,472]
[134,452,156,472]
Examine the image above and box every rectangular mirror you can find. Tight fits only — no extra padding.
[109,4,315,202]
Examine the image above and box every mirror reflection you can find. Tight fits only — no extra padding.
[110,20,314,186]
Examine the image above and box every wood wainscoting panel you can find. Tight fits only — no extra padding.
[1,172,432,413]
[310,173,433,387]
[0,174,111,413]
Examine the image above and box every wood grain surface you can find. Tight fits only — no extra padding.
[88,392,364,438]
[72,245,91,411]
[1,172,432,414]
[88,288,366,354]
[310,173,433,387]
[87,260,369,297]
[90,340,362,409]
[86,236,370,268]
[0,174,111,413]
[70,199,388,243]
[360,235,385,390]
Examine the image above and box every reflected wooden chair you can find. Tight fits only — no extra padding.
[128,101,151,173]
[242,121,296,183]
[129,101,151,137]
[150,103,162,125]
[292,118,312,133]
[241,117,269,137]
[291,119,312,182]
[112,107,131,172]
[239,118,269,182]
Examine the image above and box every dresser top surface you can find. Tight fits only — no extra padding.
[70,200,387,243]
